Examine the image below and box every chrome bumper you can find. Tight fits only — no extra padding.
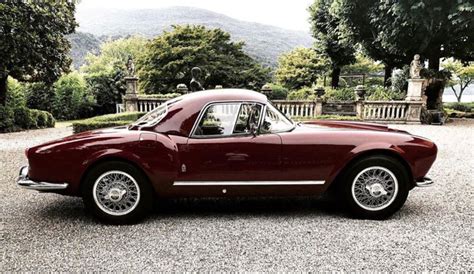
[416,177,434,187]
[17,166,68,191]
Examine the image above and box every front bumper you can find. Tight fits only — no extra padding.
[17,166,68,191]
[416,177,434,187]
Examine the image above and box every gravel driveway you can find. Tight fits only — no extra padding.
[1,120,473,271]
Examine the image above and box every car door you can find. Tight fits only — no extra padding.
[177,102,282,182]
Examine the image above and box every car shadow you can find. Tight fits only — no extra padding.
[151,195,347,219]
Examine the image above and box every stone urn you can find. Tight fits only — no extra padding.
[314,86,325,98]
[261,84,273,97]
[355,85,366,100]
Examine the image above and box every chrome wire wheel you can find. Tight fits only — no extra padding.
[92,171,141,216]
[351,166,398,211]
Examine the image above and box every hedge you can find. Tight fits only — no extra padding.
[0,105,55,133]
[72,112,145,133]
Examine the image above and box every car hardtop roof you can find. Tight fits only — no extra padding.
[176,88,268,105]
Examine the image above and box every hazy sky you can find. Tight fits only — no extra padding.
[77,0,315,32]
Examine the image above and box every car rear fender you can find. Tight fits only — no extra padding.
[78,133,180,195]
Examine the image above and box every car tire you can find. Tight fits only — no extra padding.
[340,155,409,220]
[82,161,153,224]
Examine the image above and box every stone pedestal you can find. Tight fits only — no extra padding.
[123,76,139,112]
[314,99,323,116]
[406,101,424,124]
[406,78,424,101]
[355,100,364,119]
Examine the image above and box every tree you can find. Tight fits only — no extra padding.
[138,25,270,94]
[444,60,474,102]
[82,37,148,114]
[309,0,356,88]
[338,0,474,73]
[53,72,94,120]
[275,47,329,90]
[0,2,77,105]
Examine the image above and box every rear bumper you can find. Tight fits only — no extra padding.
[17,166,68,191]
[415,177,434,187]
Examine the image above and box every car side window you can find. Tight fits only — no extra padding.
[193,103,240,137]
[233,104,262,134]
[260,104,294,134]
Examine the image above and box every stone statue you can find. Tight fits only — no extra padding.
[126,55,135,76]
[190,67,204,92]
[410,54,422,79]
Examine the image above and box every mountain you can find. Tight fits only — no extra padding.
[68,32,102,69]
[72,6,314,68]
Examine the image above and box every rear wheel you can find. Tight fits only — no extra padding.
[340,155,409,219]
[82,161,153,224]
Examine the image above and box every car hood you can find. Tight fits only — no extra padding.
[300,120,408,134]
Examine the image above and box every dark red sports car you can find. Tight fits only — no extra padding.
[18,89,437,223]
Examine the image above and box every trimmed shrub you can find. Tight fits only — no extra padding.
[14,106,33,129]
[324,87,355,101]
[366,86,405,101]
[265,83,288,100]
[444,102,473,113]
[36,111,48,128]
[72,112,145,133]
[0,105,15,132]
[287,87,315,100]
[45,112,56,127]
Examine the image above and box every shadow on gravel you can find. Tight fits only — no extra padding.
[32,195,349,223]
[151,195,347,219]
[30,194,427,224]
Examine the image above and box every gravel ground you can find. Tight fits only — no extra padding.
[1,120,473,271]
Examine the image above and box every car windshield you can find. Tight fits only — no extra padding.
[132,97,181,128]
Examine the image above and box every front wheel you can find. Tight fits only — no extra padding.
[82,161,153,224]
[340,155,410,219]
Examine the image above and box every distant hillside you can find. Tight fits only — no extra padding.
[73,6,314,68]
[67,32,102,69]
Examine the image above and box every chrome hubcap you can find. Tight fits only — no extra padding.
[93,171,140,216]
[351,166,398,211]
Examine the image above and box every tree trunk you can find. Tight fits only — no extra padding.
[428,53,440,72]
[0,74,7,106]
[331,67,341,88]
[383,65,393,87]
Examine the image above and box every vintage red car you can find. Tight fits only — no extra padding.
[18,89,437,223]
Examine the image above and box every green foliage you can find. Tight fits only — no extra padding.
[391,66,410,93]
[275,47,329,90]
[444,102,474,113]
[0,105,14,132]
[443,60,474,102]
[366,86,405,101]
[138,25,270,94]
[342,53,384,74]
[80,37,148,115]
[337,0,474,71]
[72,112,145,133]
[24,82,56,112]
[324,87,355,101]
[14,106,34,129]
[287,87,316,100]
[265,83,289,100]
[0,1,77,105]
[309,0,356,87]
[53,72,95,120]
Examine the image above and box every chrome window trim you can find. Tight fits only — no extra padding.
[173,180,325,186]
[189,100,265,139]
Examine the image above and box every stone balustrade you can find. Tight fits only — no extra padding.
[119,78,423,124]
[363,101,408,122]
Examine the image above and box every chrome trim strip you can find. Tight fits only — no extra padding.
[415,177,434,187]
[173,180,325,186]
